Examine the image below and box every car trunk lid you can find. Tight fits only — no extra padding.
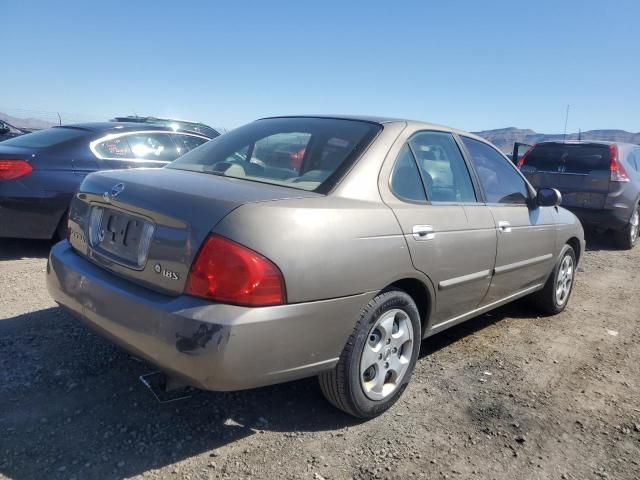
[520,143,612,209]
[68,167,319,295]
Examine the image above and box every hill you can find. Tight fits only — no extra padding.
[0,112,57,131]
[474,127,640,152]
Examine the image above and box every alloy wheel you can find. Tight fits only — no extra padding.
[630,209,639,245]
[360,308,414,401]
[555,254,574,306]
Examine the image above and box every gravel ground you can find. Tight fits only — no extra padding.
[1,234,639,480]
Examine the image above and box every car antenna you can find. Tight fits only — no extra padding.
[563,104,570,143]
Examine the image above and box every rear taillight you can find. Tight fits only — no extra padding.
[517,147,534,168]
[0,160,32,180]
[609,144,629,182]
[185,234,286,307]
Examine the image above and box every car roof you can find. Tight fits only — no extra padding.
[56,122,207,135]
[259,114,488,143]
[535,140,638,148]
[112,116,209,125]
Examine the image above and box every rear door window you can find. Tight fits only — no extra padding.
[523,143,611,174]
[408,131,476,203]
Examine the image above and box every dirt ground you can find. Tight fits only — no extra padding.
[1,234,639,480]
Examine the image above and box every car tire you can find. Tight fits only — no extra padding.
[318,289,421,418]
[530,244,576,315]
[613,205,639,250]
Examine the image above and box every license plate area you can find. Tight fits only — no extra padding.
[88,206,154,269]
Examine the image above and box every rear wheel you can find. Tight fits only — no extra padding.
[318,289,421,418]
[530,245,576,315]
[613,205,639,250]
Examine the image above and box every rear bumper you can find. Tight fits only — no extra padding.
[564,206,632,231]
[46,241,372,391]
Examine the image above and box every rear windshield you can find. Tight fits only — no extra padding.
[0,127,87,148]
[523,143,611,174]
[167,118,381,192]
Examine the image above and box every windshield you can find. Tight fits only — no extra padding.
[524,143,611,174]
[0,127,86,148]
[167,117,381,191]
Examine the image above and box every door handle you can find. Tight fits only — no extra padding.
[498,221,512,233]
[412,225,435,240]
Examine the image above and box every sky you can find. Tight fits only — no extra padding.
[2,0,639,133]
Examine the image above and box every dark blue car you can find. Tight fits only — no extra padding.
[0,122,211,239]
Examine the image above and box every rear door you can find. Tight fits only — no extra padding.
[461,136,557,303]
[520,143,612,210]
[383,130,497,325]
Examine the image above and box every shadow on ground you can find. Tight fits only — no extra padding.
[0,295,534,479]
[0,307,357,480]
[0,238,53,261]
[584,229,623,252]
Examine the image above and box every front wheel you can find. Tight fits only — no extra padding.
[614,205,639,250]
[529,244,576,315]
[319,289,421,418]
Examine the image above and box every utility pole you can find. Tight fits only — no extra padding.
[563,104,570,143]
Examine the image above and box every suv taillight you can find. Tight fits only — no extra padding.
[185,234,286,307]
[0,160,32,180]
[609,144,629,182]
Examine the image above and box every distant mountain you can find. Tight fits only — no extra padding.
[474,127,640,153]
[0,112,57,131]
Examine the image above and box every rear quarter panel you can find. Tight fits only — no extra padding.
[0,143,84,238]
[212,195,423,303]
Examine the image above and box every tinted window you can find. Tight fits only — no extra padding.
[127,133,180,162]
[462,137,529,204]
[409,131,476,203]
[522,143,611,174]
[93,136,132,159]
[172,134,208,156]
[1,127,86,148]
[390,145,427,202]
[168,118,381,191]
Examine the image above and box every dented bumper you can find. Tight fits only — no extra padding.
[46,241,371,391]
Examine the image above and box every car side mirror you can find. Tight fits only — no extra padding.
[536,187,562,207]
